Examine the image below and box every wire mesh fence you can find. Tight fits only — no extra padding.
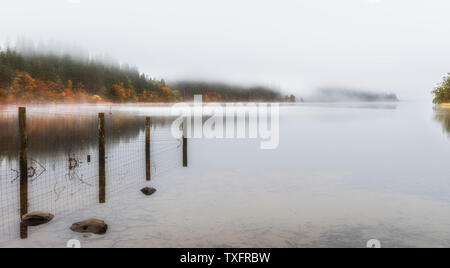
[0,107,182,243]
[0,109,20,242]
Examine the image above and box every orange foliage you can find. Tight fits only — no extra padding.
[136,90,157,102]
[203,92,222,102]
[0,71,182,104]
[2,71,95,103]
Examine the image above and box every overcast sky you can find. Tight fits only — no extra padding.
[1,0,450,100]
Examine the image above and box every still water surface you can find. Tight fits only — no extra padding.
[0,102,449,248]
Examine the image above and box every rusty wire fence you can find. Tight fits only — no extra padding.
[0,107,182,243]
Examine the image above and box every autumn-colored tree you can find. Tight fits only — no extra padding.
[9,71,37,102]
[203,92,222,102]
[433,74,450,104]
[90,94,102,103]
[137,90,159,102]
[109,83,128,102]
[0,87,8,99]
[159,87,181,102]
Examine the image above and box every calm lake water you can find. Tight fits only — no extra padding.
[0,102,449,248]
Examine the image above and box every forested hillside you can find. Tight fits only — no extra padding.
[170,81,290,102]
[0,49,179,103]
[0,49,289,104]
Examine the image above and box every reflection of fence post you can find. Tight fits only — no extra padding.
[146,117,151,181]
[18,107,28,239]
[183,118,188,167]
[98,113,106,204]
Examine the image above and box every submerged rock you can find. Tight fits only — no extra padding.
[21,212,54,226]
[70,219,108,235]
[141,187,157,196]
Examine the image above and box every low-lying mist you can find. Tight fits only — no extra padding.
[306,88,399,103]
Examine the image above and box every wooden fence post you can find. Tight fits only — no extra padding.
[146,117,151,181]
[183,118,188,167]
[98,113,106,204]
[18,107,28,239]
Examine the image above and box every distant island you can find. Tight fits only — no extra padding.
[0,49,293,104]
[432,74,450,106]
[307,88,399,103]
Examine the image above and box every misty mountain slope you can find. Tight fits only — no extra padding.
[307,88,399,102]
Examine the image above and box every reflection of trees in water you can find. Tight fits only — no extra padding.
[0,112,174,160]
[434,107,450,137]
[0,109,180,242]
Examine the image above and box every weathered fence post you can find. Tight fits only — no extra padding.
[18,107,28,239]
[183,118,188,167]
[146,117,151,181]
[98,113,106,204]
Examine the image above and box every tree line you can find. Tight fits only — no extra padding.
[0,49,180,103]
[0,49,291,104]
[170,81,292,102]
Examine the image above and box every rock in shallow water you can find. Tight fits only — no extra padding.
[70,219,108,235]
[21,212,54,226]
[141,187,157,196]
